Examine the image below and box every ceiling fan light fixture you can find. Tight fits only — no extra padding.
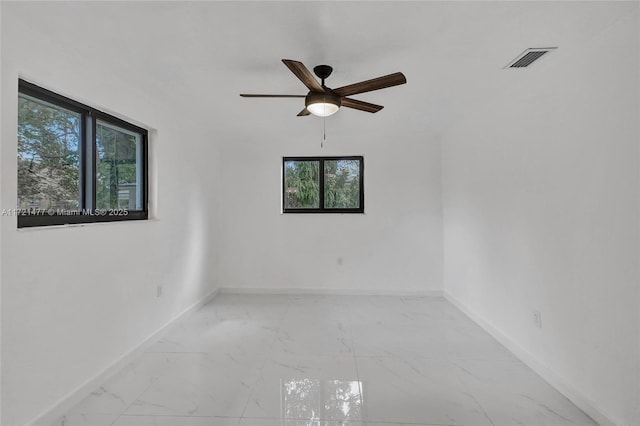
[305,92,341,117]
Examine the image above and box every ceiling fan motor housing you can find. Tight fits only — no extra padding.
[305,92,341,109]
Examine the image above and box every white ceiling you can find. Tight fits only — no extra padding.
[7,1,638,143]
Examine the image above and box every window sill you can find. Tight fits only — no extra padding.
[280,211,366,215]
[15,217,158,232]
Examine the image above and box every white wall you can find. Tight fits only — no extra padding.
[217,118,443,294]
[0,2,3,424]
[0,4,220,425]
[442,9,639,426]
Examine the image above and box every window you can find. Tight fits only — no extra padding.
[283,156,364,213]
[17,79,148,228]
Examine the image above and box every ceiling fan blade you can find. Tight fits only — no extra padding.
[282,59,325,93]
[333,72,406,97]
[240,94,305,98]
[297,108,311,116]
[342,98,384,113]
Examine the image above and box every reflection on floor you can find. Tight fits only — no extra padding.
[281,379,362,422]
[52,294,596,426]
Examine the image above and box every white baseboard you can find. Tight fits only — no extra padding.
[28,288,220,426]
[444,291,616,426]
[219,287,443,297]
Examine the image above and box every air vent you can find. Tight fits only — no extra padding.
[506,47,557,68]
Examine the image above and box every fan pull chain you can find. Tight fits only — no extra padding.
[321,116,326,148]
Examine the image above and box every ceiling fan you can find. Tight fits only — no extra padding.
[240,59,407,117]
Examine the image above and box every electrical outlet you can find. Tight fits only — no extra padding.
[533,310,542,328]
[157,284,163,298]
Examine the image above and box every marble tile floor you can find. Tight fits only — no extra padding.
[52,294,597,426]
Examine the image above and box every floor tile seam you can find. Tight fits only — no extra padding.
[345,300,366,422]
[68,354,186,425]
[111,413,244,425]
[236,338,276,423]
[111,412,460,426]
[451,357,521,362]
[113,414,243,418]
[352,354,524,362]
[353,354,501,425]
[109,412,122,426]
[110,352,187,424]
[144,350,214,354]
[238,414,462,425]
[447,359,497,426]
[451,359,597,426]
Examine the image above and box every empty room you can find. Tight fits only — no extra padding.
[1,1,638,426]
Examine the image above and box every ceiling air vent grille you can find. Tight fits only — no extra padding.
[506,47,557,68]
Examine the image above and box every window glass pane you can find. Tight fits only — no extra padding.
[284,160,320,209]
[17,94,81,210]
[96,121,143,210]
[324,159,361,209]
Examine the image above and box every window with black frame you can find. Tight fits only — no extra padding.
[282,156,364,213]
[17,79,148,228]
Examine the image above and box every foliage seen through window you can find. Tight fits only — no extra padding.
[283,156,363,213]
